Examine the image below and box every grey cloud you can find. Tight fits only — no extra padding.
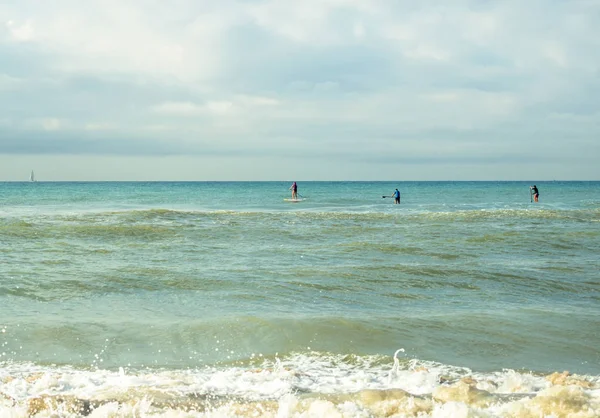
[0,44,53,78]
[0,132,178,155]
[211,23,396,95]
[0,0,599,180]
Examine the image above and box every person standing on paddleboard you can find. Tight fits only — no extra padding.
[530,185,539,202]
[290,182,298,199]
[393,188,401,204]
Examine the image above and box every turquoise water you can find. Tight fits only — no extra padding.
[1,181,599,417]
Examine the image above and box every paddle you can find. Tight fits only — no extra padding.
[382,195,392,198]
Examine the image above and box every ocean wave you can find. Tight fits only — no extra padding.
[1,352,599,417]
[3,206,599,225]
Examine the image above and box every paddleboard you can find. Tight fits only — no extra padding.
[284,198,305,202]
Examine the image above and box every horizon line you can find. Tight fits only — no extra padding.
[1,180,598,183]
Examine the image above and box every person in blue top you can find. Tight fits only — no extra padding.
[393,188,401,204]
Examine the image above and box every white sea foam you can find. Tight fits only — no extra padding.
[1,352,599,417]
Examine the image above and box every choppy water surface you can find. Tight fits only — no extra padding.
[1,181,599,417]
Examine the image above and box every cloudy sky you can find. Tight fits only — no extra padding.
[1,0,599,180]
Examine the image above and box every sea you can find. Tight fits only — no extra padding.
[0,181,599,417]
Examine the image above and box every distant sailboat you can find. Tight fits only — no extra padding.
[30,170,35,182]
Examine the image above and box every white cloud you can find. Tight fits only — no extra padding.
[353,22,365,39]
[84,123,115,131]
[2,2,233,81]
[18,118,64,131]
[542,42,568,67]
[42,118,62,131]
[152,101,206,116]
[205,101,235,113]
[152,95,278,117]
[0,0,599,179]
[5,19,35,41]
[0,73,21,90]
[424,93,459,103]
[235,95,280,106]
[152,100,235,116]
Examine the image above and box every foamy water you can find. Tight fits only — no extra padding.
[1,352,599,417]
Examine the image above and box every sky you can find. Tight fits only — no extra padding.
[1,0,599,181]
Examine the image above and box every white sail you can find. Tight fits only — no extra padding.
[30,170,35,182]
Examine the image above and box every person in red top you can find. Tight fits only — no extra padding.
[289,182,298,199]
